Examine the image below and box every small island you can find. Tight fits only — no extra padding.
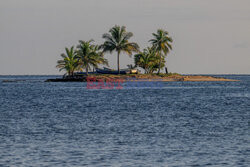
[45,73,237,82]
[47,25,237,83]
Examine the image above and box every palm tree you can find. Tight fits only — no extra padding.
[77,40,108,75]
[149,29,173,74]
[101,25,139,74]
[56,46,78,76]
[134,47,165,74]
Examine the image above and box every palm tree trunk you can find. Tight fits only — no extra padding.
[86,64,89,75]
[157,52,162,74]
[117,51,120,74]
[165,67,168,74]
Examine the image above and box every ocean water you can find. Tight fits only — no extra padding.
[0,75,249,167]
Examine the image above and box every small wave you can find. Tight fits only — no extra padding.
[225,93,250,98]
[1,79,27,83]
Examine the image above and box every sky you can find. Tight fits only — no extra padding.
[0,0,249,75]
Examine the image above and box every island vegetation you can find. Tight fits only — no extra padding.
[56,25,172,76]
[48,25,236,82]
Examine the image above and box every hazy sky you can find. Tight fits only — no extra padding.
[0,0,249,75]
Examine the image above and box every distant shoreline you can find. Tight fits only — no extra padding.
[0,74,249,76]
[45,74,238,82]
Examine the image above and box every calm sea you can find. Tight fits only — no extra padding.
[0,75,249,166]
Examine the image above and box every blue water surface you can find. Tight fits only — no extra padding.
[0,75,249,166]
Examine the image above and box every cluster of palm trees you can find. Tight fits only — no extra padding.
[56,25,173,76]
[56,40,107,76]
